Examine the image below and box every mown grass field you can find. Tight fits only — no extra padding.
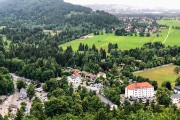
[60,29,167,51]
[60,19,180,51]
[157,19,180,46]
[134,65,180,88]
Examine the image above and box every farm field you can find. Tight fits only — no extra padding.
[158,19,180,27]
[60,19,180,51]
[134,64,180,87]
[60,29,167,51]
[158,19,180,46]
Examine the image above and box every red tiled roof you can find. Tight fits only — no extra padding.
[126,82,153,90]
[119,63,125,66]
[72,73,81,77]
[72,69,81,73]
[98,72,105,75]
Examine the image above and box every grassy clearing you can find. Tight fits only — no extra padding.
[134,65,180,88]
[60,30,167,51]
[2,35,11,49]
[0,26,6,29]
[43,30,61,36]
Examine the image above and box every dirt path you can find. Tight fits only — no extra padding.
[162,28,170,44]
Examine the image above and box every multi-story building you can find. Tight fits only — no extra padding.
[125,82,154,98]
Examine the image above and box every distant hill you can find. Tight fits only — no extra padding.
[0,0,120,30]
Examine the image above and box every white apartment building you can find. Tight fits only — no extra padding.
[125,82,154,98]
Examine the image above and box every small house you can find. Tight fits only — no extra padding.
[72,69,81,74]
[171,94,180,104]
[174,86,180,94]
[19,88,27,100]
[36,88,43,93]
[97,72,106,79]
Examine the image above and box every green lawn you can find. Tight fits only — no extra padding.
[134,65,180,88]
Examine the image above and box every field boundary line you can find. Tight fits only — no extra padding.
[162,28,170,44]
[133,63,173,73]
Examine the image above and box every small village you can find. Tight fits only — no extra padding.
[0,65,180,118]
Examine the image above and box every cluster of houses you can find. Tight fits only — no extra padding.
[66,68,119,110]
[11,73,48,103]
[122,17,158,35]
[66,68,106,93]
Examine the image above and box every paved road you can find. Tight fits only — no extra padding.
[97,94,115,106]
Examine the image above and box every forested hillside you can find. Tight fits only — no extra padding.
[0,0,120,30]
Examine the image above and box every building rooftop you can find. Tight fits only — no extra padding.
[126,82,153,90]
[172,94,180,98]
[72,73,81,77]
[97,72,106,76]
[174,86,180,90]
[72,69,81,73]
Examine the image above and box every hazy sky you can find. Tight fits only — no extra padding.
[64,0,179,9]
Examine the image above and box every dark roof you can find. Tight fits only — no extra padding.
[172,94,180,98]
[174,86,180,90]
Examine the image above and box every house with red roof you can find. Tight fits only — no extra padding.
[125,82,154,98]
[119,63,125,67]
[97,72,106,79]
[72,69,81,74]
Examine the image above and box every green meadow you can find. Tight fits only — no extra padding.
[2,35,11,49]
[158,19,180,27]
[158,19,180,46]
[60,19,180,51]
[134,65,180,87]
[60,29,167,51]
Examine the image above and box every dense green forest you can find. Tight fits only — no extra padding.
[0,67,14,95]
[0,0,180,119]
[0,0,120,44]
[0,27,179,84]
[0,22,180,120]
